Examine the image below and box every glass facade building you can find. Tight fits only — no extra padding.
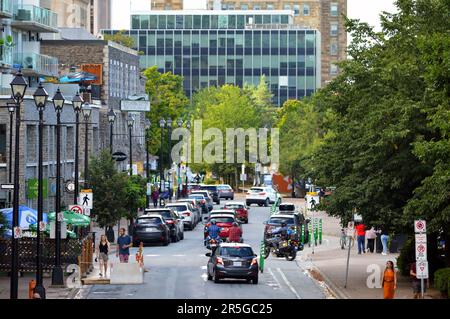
[102,10,321,106]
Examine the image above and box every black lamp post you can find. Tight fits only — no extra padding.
[185,120,191,197]
[6,98,15,208]
[159,118,165,206]
[51,88,65,286]
[144,119,151,209]
[72,92,83,205]
[176,118,183,199]
[166,117,172,201]
[107,109,116,155]
[127,113,134,176]
[33,82,49,299]
[82,103,92,189]
[9,70,27,299]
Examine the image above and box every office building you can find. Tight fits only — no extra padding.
[90,0,111,36]
[41,0,91,30]
[103,10,321,106]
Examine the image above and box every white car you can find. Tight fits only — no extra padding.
[246,186,282,207]
[165,203,196,230]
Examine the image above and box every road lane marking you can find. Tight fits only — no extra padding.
[145,254,160,257]
[277,268,302,299]
[201,266,207,270]
[172,254,186,257]
[201,273,208,282]
[268,268,282,290]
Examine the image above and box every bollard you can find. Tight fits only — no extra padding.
[308,222,312,247]
[259,240,265,273]
[29,280,36,299]
[319,219,323,244]
[301,224,305,244]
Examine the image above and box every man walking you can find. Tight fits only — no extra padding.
[151,187,159,208]
[116,228,133,263]
[354,222,366,254]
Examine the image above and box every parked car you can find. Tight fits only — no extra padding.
[191,190,214,211]
[199,184,221,204]
[246,186,282,207]
[218,184,234,200]
[278,203,296,214]
[176,199,201,225]
[204,214,237,242]
[223,202,249,224]
[188,194,211,222]
[210,209,238,220]
[206,243,258,284]
[132,214,170,246]
[165,203,196,230]
[144,208,184,242]
[187,183,201,195]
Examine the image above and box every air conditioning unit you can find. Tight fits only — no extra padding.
[24,56,34,69]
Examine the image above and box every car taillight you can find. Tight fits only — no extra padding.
[251,258,258,266]
[201,200,205,204]
[259,192,266,195]
[166,220,174,224]
[183,212,191,216]
[216,257,224,265]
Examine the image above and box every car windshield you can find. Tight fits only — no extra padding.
[268,217,295,225]
[167,205,187,212]
[219,247,254,257]
[201,186,217,191]
[210,217,234,223]
[250,188,264,193]
[189,195,204,200]
[137,217,161,224]
[279,204,295,211]
[157,211,172,219]
[225,204,244,209]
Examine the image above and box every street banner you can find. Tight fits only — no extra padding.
[414,220,426,233]
[416,261,429,279]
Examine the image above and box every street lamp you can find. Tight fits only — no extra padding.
[144,119,151,209]
[82,103,92,189]
[6,98,15,208]
[159,118,165,206]
[107,109,116,155]
[9,70,27,299]
[51,88,65,286]
[166,117,172,201]
[176,118,183,199]
[72,92,83,205]
[127,113,134,176]
[185,120,191,197]
[33,82,49,299]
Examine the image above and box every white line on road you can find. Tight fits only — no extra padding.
[201,266,207,270]
[201,273,208,282]
[145,254,160,257]
[92,291,109,294]
[268,268,282,290]
[277,268,302,299]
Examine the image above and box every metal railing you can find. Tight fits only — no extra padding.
[245,23,313,30]
[13,52,59,76]
[13,4,58,30]
[0,47,13,66]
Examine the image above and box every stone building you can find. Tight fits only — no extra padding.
[206,0,347,86]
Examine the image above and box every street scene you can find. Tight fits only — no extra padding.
[0,0,449,305]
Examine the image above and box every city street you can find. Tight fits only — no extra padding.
[85,203,327,299]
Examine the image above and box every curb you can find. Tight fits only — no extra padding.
[308,265,350,299]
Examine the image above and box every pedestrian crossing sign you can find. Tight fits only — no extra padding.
[78,189,93,209]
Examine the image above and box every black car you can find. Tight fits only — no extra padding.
[199,185,221,204]
[132,215,170,246]
[145,208,184,242]
[206,243,258,284]
[263,214,309,245]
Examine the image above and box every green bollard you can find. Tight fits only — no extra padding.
[308,222,312,247]
[259,240,265,273]
[319,219,323,244]
[301,224,305,244]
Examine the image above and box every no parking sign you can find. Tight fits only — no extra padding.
[69,205,84,215]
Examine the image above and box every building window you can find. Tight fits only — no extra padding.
[253,5,261,10]
[303,4,310,16]
[267,4,274,10]
[330,64,338,75]
[331,23,338,36]
[293,5,300,16]
[284,4,291,10]
[241,4,248,10]
[330,42,338,55]
[331,3,339,16]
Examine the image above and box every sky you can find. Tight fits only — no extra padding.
[111,0,398,33]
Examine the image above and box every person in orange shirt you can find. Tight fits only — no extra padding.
[381,260,397,299]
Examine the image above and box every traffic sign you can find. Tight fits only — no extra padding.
[13,227,22,239]
[69,205,84,215]
[415,233,427,244]
[415,242,427,261]
[1,184,14,190]
[65,181,75,193]
[240,174,247,181]
[112,151,127,162]
[416,261,429,279]
[79,189,93,209]
[414,220,426,233]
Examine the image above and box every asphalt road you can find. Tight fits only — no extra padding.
[86,203,326,299]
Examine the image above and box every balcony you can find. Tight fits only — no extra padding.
[13,52,59,77]
[12,4,58,33]
[0,0,13,18]
[0,48,13,67]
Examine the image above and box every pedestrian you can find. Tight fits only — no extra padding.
[96,234,110,277]
[116,227,133,263]
[366,226,377,253]
[381,260,397,299]
[151,187,159,208]
[228,222,243,243]
[410,261,429,299]
[354,222,366,254]
[379,226,389,255]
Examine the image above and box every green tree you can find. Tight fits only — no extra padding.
[89,150,128,232]
[103,30,134,48]
[123,175,147,221]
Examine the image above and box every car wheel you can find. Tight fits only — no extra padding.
[246,202,251,206]
[213,270,220,283]
[163,236,170,246]
[252,276,259,284]
[207,272,212,281]
[231,196,234,200]
[264,198,269,207]
[180,231,184,240]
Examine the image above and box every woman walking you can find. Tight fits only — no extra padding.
[379,226,389,255]
[151,187,159,208]
[381,260,397,299]
[96,234,110,277]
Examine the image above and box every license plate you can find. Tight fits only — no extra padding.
[280,241,288,247]
[233,262,243,267]
[146,228,157,232]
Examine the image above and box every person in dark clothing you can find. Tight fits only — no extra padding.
[151,188,159,207]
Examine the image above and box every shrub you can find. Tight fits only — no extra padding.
[434,268,450,295]
[396,237,415,276]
